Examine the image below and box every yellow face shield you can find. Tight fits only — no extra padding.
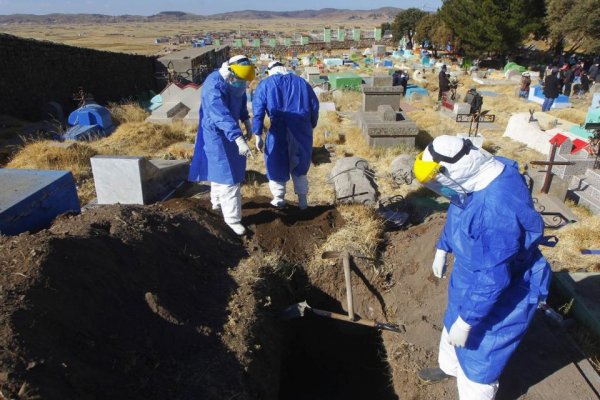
[229,64,256,82]
[413,151,470,208]
[413,151,442,183]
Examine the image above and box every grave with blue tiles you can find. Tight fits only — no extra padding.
[65,103,115,141]
[528,85,572,109]
[0,169,80,235]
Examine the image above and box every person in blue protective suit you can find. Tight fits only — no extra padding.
[252,60,320,209]
[413,135,551,400]
[188,55,256,235]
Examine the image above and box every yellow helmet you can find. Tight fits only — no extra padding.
[413,151,442,183]
[228,55,255,81]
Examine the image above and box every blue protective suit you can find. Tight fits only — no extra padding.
[437,157,551,384]
[252,73,319,182]
[188,70,249,184]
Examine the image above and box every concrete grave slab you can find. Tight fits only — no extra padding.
[91,156,189,205]
[570,169,600,215]
[503,112,580,155]
[362,85,403,112]
[329,157,378,205]
[355,105,419,148]
[555,272,600,338]
[372,74,393,87]
[552,137,595,179]
[390,154,416,186]
[453,102,471,115]
[0,169,80,235]
[319,102,337,113]
[146,83,201,124]
[528,85,572,109]
[404,84,429,102]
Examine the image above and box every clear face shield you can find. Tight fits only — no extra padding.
[422,168,470,208]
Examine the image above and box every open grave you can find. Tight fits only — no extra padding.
[1,192,599,399]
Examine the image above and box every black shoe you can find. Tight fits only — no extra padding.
[418,367,453,384]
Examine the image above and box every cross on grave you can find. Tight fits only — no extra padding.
[530,138,575,194]
[528,108,537,123]
[456,110,496,137]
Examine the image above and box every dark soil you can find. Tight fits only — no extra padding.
[0,195,595,400]
[0,198,343,400]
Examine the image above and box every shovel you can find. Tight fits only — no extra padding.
[281,301,401,333]
[322,250,356,320]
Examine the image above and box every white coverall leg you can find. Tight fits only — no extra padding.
[211,182,243,230]
[292,174,309,209]
[268,180,287,208]
[438,328,499,400]
[210,182,221,210]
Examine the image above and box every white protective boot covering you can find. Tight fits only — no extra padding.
[292,174,309,209]
[438,329,499,400]
[210,182,221,210]
[211,182,245,235]
[268,180,286,208]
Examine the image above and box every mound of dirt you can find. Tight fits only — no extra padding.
[242,199,343,262]
[0,197,345,400]
[0,200,251,399]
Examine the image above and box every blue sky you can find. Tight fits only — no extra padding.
[0,0,442,15]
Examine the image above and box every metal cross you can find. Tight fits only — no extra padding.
[530,142,575,194]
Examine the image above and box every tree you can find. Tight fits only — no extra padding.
[380,22,391,33]
[439,0,546,56]
[416,12,454,51]
[391,8,428,46]
[546,0,600,54]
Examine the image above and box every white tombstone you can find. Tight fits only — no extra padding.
[91,156,189,205]
[503,112,579,155]
[453,103,471,115]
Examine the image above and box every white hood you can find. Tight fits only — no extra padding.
[422,135,505,192]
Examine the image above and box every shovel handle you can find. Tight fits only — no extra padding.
[311,307,375,328]
[342,251,355,321]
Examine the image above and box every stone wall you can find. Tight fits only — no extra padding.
[0,34,158,120]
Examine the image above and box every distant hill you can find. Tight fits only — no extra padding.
[0,8,402,24]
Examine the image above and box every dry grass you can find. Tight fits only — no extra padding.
[108,102,149,124]
[548,108,588,125]
[165,142,195,160]
[335,91,362,113]
[309,204,384,272]
[93,121,189,156]
[542,215,600,272]
[7,140,97,179]
[6,140,99,204]
[313,112,345,147]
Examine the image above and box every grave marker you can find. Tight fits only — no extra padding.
[91,156,189,205]
[0,169,80,235]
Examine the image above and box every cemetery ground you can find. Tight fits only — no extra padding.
[2,72,600,398]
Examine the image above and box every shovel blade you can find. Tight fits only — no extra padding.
[280,300,310,320]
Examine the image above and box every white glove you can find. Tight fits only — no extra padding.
[432,248,447,278]
[235,136,253,158]
[447,316,471,348]
[255,134,264,152]
[243,119,253,140]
